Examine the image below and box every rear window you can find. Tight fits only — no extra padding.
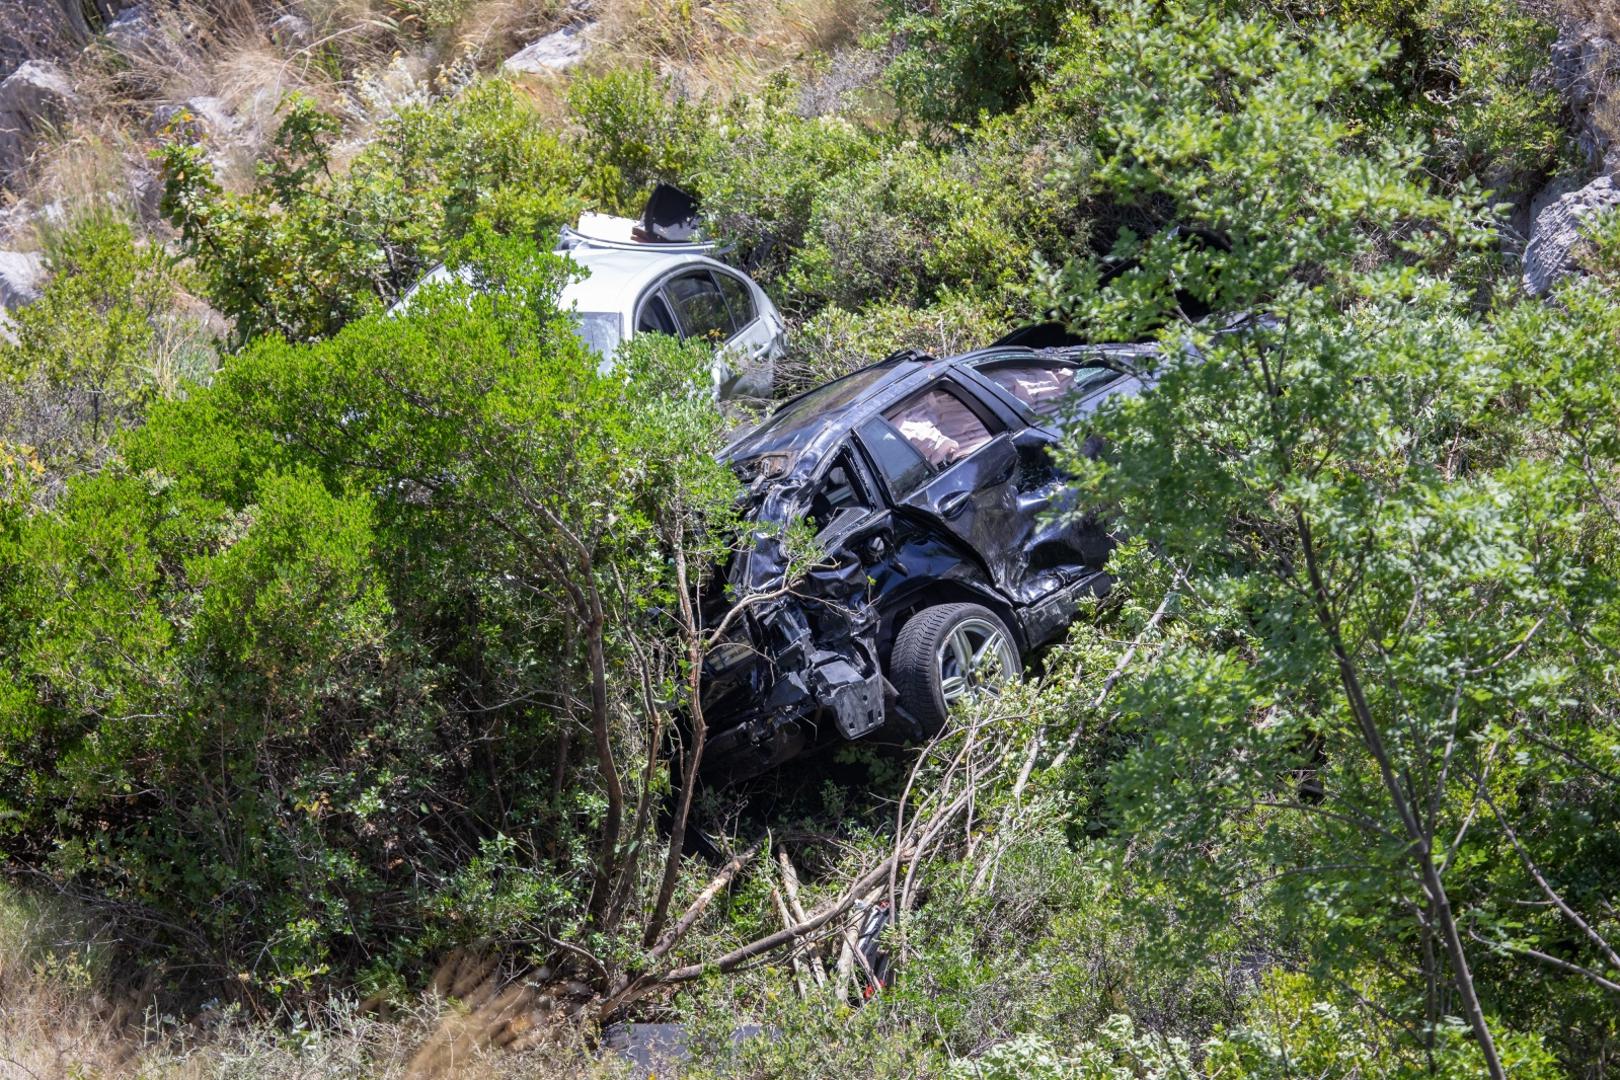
[979,360,1122,418]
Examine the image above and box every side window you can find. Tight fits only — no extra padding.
[805,450,873,536]
[883,384,997,470]
[637,292,678,335]
[858,418,932,499]
[980,360,1123,418]
[664,271,732,343]
[714,272,755,330]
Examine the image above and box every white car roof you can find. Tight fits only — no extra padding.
[559,246,720,315]
[392,246,734,319]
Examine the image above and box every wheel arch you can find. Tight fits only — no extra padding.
[877,577,1027,664]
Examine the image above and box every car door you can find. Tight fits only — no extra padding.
[711,270,780,395]
[966,355,1127,587]
[653,267,773,399]
[871,380,1026,594]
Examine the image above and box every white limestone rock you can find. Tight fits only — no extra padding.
[503,23,591,75]
[0,61,75,183]
[1523,174,1620,295]
[0,249,45,310]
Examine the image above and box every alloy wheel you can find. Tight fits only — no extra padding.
[935,617,1018,706]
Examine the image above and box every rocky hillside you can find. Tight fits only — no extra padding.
[1526,4,1620,291]
[3,2,1620,1078]
[0,0,859,312]
[0,0,1614,308]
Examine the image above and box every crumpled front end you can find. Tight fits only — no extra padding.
[699,488,888,783]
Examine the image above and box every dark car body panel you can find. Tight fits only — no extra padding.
[701,341,1158,781]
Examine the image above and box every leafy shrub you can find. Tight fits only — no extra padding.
[1203,973,1562,1079]
[568,67,710,215]
[688,80,883,281]
[1248,0,1568,186]
[1040,5,1617,1075]
[160,83,586,345]
[782,292,1013,393]
[883,0,1076,132]
[0,214,213,493]
[947,980,1559,1079]
[786,142,1033,310]
[0,233,739,1003]
[1576,205,1620,283]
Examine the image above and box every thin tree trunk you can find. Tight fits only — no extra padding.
[644,530,706,948]
[585,574,624,923]
[1295,509,1506,1080]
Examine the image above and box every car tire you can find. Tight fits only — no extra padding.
[890,603,1020,739]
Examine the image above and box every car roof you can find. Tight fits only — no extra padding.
[557,245,720,314]
[724,343,1157,478]
[391,245,735,318]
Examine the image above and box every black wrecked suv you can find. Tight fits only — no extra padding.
[699,331,1156,781]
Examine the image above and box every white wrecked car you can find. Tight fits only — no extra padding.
[393,185,786,400]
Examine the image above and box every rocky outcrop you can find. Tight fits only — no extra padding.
[0,0,87,80]
[503,23,593,75]
[1524,175,1620,294]
[1552,17,1619,173]
[1522,12,1620,294]
[0,60,74,183]
[0,0,138,187]
[0,248,45,310]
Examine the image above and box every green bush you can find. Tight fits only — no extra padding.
[786,142,1032,310]
[1246,0,1568,186]
[0,233,739,1003]
[160,83,586,345]
[883,0,1076,132]
[688,81,883,282]
[568,67,711,215]
[782,292,1013,393]
[0,214,213,491]
[1038,5,1617,1074]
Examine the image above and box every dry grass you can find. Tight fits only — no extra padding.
[586,0,875,94]
[1555,0,1619,38]
[1,889,627,1080]
[1,0,874,235]
[448,0,572,65]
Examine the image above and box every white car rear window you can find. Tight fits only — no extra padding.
[574,312,622,358]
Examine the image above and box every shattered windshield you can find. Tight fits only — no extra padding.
[573,311,622,357]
